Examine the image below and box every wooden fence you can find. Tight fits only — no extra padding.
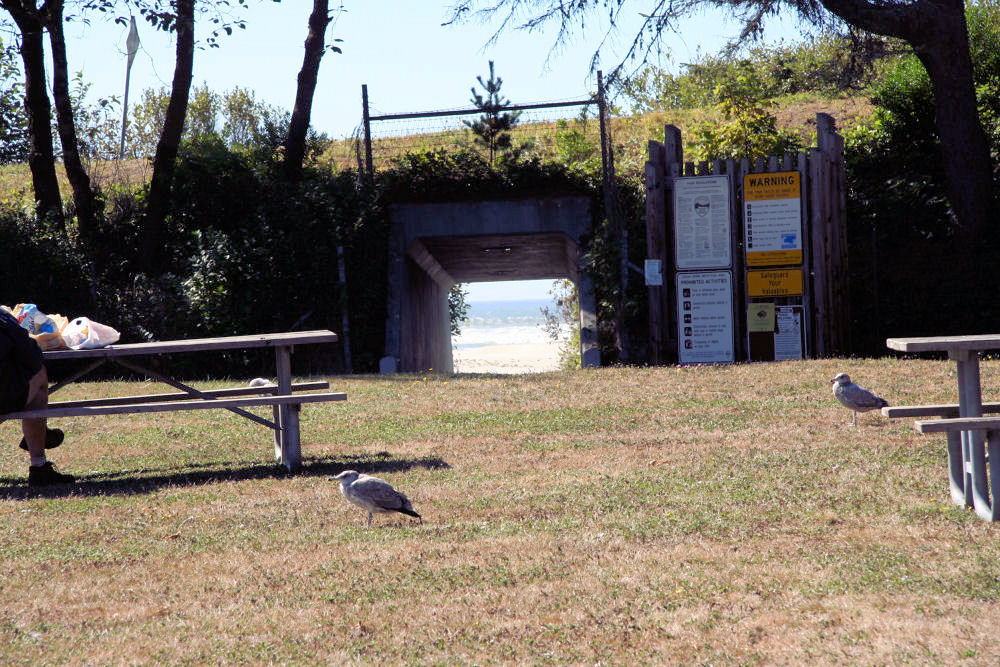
[644,113,848,362]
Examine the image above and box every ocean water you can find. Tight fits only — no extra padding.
[452,298,558,349]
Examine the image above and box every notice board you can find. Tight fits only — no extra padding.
[674,175,731,270]
[676,270,735,364]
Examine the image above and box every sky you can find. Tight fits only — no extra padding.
[58,1,806,303]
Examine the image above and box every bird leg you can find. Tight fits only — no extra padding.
[367,512,373,527]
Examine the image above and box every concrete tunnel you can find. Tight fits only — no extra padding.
[380,196,599,373]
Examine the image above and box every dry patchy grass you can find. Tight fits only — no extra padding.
[1,358,998,664]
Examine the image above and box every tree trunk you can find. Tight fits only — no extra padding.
[819,0,995,238]
[44,0,95,236]
[283,0,330,181]
[910,13,994,238]
[2,0,62,224]
[143,0,195,272]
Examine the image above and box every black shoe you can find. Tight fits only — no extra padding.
[19,428,64,451]
[28,461,75,487]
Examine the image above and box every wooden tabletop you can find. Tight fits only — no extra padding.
[42,330,339,360]
[886,334,1000,353]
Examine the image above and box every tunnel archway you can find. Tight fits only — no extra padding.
[380,196,597,373]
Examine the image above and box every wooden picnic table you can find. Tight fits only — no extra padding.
[885,334,1000,520]
[3,330,345,473]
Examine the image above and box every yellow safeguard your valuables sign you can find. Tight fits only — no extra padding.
[743,171,802,267]
[747,269,804,297]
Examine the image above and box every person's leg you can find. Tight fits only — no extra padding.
[18,365,62,451]
[23,367,73,486]
[21,366,48,457]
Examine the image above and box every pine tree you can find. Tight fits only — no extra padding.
[464,61,520,165]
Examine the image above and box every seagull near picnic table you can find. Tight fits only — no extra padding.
[330,470,422,527]
[831,372,889,425]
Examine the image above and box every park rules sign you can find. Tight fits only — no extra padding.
[743,171,802,267]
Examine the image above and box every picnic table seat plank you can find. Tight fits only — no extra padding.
[37,381,330,410]
[915,416,1000,433]
[883,402,1000,419]
[1,391,346,420]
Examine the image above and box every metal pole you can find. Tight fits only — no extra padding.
[362,84,374,180]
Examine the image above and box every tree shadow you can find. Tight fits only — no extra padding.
[0,451,450,501]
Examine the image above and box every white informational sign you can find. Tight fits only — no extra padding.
[674,175,732,270]
[743,171,803,267]
[676,271,735,364]
[644,259,663,286]
[774,306,803,360]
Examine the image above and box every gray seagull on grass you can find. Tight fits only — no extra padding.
[330,470,421,527]
[831,372,889,425]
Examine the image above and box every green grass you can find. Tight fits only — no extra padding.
[1,358,998,663]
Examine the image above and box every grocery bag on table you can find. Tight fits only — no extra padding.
[61,317,120,350]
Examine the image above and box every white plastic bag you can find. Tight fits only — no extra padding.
[61,317,120,350]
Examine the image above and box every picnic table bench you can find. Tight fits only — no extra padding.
[885,335,1000,521]
[0,330,345,472]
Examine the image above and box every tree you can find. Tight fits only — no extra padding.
[464,60,521,165]
[42,0,95,235]
[143,0,195,272]
[1,0,63,222]
[448,0,996,239]
[283,0,340,180]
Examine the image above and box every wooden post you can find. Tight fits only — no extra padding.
[662,125,682,360]
[796,152,811,357]
[337,245,352,374]
[646,141,666,363]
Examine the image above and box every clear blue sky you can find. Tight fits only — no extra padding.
[60,2,805,302]
[64,2,805,140]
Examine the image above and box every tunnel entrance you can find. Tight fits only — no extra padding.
[381,196,597,373]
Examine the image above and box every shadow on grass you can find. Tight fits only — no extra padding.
[0,451,450,500]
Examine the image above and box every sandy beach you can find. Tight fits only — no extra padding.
[453,342,562,374]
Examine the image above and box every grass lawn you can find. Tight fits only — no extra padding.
[1,358,998,664]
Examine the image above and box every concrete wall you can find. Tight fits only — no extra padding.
[382,196,597,373]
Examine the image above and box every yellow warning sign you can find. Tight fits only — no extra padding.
[744,171,803,267]
[744,171,800,201]
[747,269,804,297]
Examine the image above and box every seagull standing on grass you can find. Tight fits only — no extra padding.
[330,470,422,526]
[831,372,889,425]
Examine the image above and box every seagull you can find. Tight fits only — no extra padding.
[831,372,889,425]
[330,470,422,527]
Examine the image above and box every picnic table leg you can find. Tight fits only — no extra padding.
[275,345,301,473]
[953,350,987,514]
[946,431,967,506]
[985,430,1000,522]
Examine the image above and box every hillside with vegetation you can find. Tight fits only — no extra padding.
[3,6,1000,366]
